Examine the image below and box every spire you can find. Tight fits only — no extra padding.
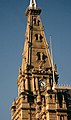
[29,0,36,9]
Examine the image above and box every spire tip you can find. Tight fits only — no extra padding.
[29,0,37,9]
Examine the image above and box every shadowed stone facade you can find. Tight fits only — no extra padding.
[11,0,71,120]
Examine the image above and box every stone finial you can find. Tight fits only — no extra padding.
[29,0,36,9]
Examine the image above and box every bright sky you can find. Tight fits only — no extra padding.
[0,0,71,119]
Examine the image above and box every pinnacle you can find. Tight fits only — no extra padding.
[29,0,37,9]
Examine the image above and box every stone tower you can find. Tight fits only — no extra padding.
[11,0,71,120]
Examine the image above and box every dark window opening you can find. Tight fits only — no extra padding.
[63,90,71,108]
[33,18,36,25]
[35,34,38,40]
[37,52,40,60]
[42,53,45,60]
[50,95,52,99]
[40,35,43,41]
[38,20,40,26]
[39,106,41,111]
[37,52,46,61]
[60,116,64,120]
[60,116,62,120]
[57,92,63,108]
[42,53,47,60]
[28,95,34,103]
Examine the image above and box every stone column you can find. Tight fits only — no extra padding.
[32,77,36,95]
[35,77,39,91]
[46,77,51,91]
[62,95,66,109]
[20,77,25,93]
[25,75,29,91]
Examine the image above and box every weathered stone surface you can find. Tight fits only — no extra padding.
[11,0,71,120]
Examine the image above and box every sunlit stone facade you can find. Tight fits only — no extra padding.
[11,1,71,120]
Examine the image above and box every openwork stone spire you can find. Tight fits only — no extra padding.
[29,0,36,9]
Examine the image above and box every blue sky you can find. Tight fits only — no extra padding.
[0,0,71,119]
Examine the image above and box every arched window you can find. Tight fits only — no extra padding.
[37,52,45,61]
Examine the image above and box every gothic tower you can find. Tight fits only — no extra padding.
[11,0,71,120]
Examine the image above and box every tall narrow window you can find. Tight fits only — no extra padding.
[57,92,62,108]
[38,20,40,26]
[40,34,43,41]
[42,53,45,60]
[60,116,62,120]
[35,34,38,40]
[60,116,64,120]
[33,18,36,25]
[37,52,40,60]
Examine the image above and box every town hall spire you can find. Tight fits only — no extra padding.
[11,1,71,120]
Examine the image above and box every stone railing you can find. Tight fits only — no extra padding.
[55,84,71,90]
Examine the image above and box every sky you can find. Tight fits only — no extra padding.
[0,0,71,119]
